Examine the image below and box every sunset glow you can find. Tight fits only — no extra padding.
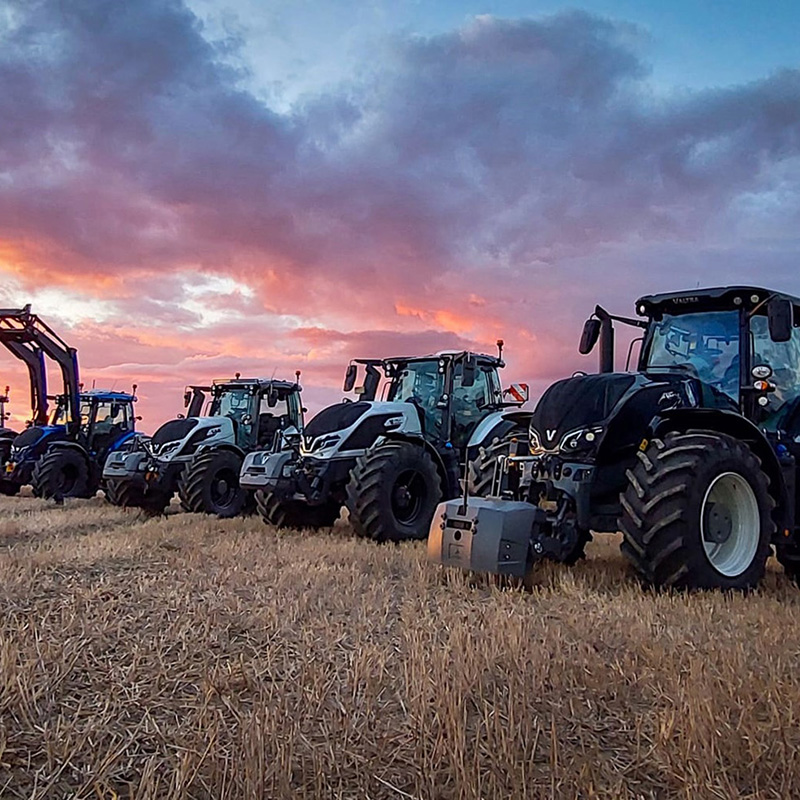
[1,0,799,429]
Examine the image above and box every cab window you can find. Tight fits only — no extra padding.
[751,314,800,414]
[93,401,131,432]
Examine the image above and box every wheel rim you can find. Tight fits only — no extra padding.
[701,471,760,577]
[391,468,427,525]
[211,468,238,508]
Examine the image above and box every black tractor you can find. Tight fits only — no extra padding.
[430,286,800,591]
[0,306,139,500]
[242,345,531,540]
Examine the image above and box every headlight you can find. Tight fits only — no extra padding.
[282,462,295,478]
[559,427,603,453]
[147,440,180,457]
[313,434,341,452]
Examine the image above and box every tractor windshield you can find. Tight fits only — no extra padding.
[211,387,257,448]
[211,388,253,419]
[50,398,91,428]
[645,311,740,399]
[388,360,444,405]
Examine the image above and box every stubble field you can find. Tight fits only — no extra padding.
[2,493,800,799]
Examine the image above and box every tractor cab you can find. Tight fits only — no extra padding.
[49,390,137,456]
[343,347,527,452]
[208,378,304,451]
[635,288,800,421]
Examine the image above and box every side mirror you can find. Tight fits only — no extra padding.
[579,318,601,355]
[183,391,192,408]
[343,364,357,392]
[768,297,793,343]
[462,356,476,388]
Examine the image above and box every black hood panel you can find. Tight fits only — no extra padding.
[531,374,637,441]
[13,426,47,448]
[152,418,198,446]
[305,402,371,438]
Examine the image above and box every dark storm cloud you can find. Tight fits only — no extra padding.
[3,1,800,288]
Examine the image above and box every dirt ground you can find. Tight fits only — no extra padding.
[2,493,800,799]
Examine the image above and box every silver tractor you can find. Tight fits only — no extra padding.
[241,344,530,540]
[104,375,304,516]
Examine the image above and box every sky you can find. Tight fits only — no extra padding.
[1,0,799,429]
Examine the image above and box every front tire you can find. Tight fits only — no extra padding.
[0,480,20,496]
[346,441,442,542]
[178,450,247,517]
[620,431,774,590]
[105,479,170,514]
[255,488,340,530]
[31,449,90,500]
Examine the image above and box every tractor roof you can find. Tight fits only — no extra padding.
[636,286,800,318]
[354,350,503,368]
[211,378,300,392]
[79,390,136,402]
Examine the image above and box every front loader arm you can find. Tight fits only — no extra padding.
[0,306,81,434]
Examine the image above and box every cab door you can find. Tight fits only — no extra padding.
[89,400,133,456]
[449,363,500,450]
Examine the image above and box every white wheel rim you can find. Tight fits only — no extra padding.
[701,471,760,577]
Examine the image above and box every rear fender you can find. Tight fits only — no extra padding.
[466,410,532,462]
[195,442,245,460]
[46,440,89,460]
[651,408,792,535]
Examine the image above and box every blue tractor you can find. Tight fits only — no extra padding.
[0,306,139,500]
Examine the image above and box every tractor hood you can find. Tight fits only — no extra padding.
[531,374,636,449]
[528,371,731,456]
[144,416,235,459]
[304,402,373,439]
[11,424,65,452]
[301,400,422,458]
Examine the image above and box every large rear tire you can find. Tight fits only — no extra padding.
[255,488,340,530]
[468,426,530,497]
[346,441,442,542]
[31,449,90,500]
[620,431,774,590]
[178,449,247,517]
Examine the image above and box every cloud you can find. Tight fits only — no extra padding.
[1,2,799,426]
